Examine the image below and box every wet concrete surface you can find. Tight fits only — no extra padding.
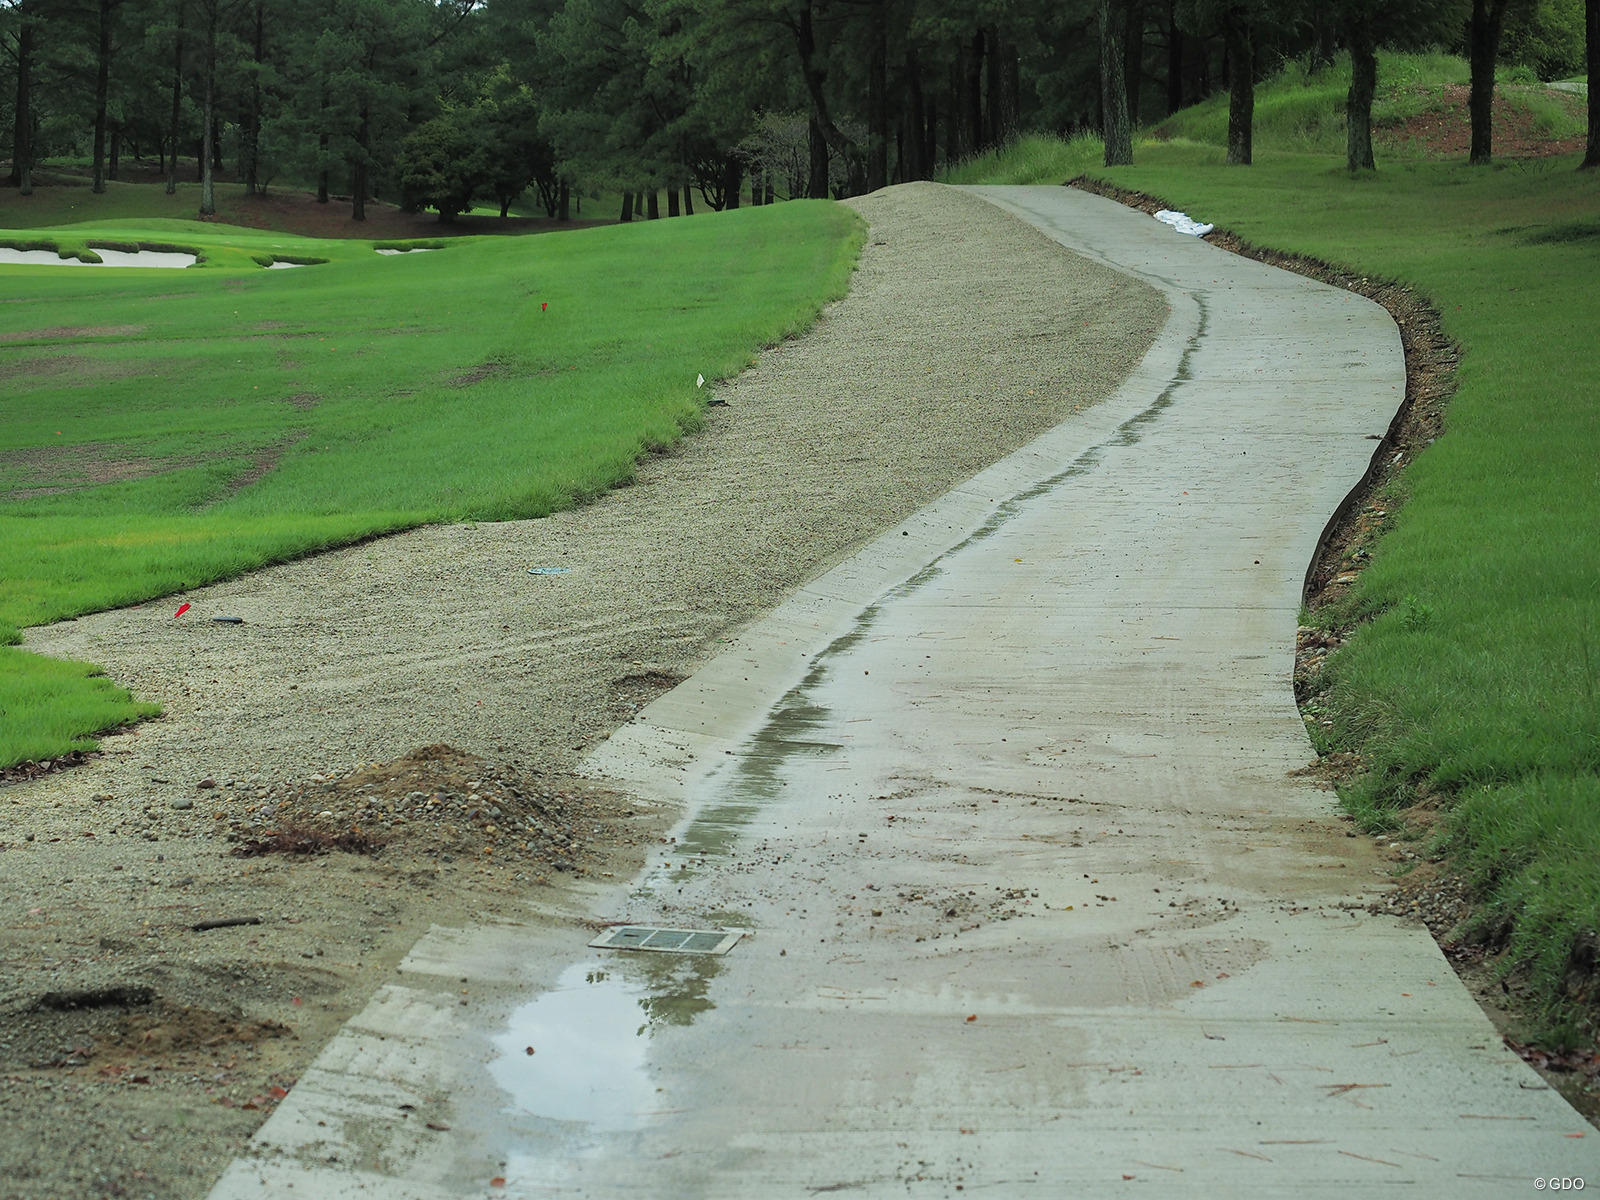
[207,186,1600,1198]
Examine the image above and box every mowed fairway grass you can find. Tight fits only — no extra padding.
[1,201,862,767]
[951,63,1600,1036]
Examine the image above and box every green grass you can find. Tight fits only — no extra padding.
[949,56,1600,1039]
[1,200,862,766]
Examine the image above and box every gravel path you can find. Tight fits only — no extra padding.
[1,182,1166,1199]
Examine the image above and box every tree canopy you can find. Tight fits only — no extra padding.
[0,0,1590,216]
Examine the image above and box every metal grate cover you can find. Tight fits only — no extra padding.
[588,925,744,956]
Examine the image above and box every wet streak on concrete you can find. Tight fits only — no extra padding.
[670,294,1212,872]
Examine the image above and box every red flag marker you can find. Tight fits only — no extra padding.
[541,302,548,311]
[174,603,191,618]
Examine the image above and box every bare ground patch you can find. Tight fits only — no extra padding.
[0,353,152,387]
[0,324,146,343]
[0,441,189,500]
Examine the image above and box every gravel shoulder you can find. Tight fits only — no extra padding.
[0,182,1166,1199]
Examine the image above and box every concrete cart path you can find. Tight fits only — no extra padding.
[210,186,1599,1199]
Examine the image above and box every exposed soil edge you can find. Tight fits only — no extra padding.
[1069,174,1600,1124]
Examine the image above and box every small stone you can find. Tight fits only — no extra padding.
[171,798,194,810]
[197,778,216,789]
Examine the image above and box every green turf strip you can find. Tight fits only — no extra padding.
[950,56,1600,1038]
[0,200,862,767]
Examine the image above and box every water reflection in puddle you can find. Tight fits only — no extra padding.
[491,963,654,1132]
[490,954,721,1133]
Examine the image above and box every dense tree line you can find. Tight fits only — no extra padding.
[0,0,1592,219]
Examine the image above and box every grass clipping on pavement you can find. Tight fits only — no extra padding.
[0,200,863,768]
[948,53,1600,1043]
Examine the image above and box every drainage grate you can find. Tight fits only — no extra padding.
[588,926,744,956]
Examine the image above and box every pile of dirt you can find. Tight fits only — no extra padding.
[226,743,636,880]
[1383,83,1589,158]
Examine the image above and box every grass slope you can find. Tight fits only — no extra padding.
[948,57,1600,1038]
[1,201,862,767]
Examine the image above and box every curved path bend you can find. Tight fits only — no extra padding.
[211,186,1599,1198]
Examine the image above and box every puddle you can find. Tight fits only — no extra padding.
[0,248,195,268]
[489,955,721,1132]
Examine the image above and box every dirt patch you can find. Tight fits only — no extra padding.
[215,436,304,499]
[0,353,151,387]
[0,324,146,343]
[281,392,320,410]
[0,441,185,501]
[449,361,506,387]
[7,181,1167,1197]
[225,744,637,880]
[1383,84,1588,159]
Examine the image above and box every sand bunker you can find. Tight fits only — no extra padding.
[0,247,196,268]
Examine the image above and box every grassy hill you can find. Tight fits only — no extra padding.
[947,54,1600,1044]
[1,202,862,768]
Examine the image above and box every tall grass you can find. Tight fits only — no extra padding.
[0,201,862,766]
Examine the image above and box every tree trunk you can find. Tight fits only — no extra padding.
[808,117,830,197]
[109,125,121,180]
[165,32,182,195]
[794,2,857,182]
[92,0,112,194]
[720,156,740,208]
[1166,6,1184,115]
[945,60,962,162]
[1124,2,1144,128]
[994,31,1020,144]
[1312,4,1337,73]
[902,49,926,179]
[244,0,264,195]
[925,94,939,173]
[12,1,34,193]
[1346,18,1377,171]
[1581,0,1598,168]
[965,29,985,153]
[1099,0,1133,165]
[200,5,216,216]
[866,9,889,191]
[750,168,762,206]
[1224,16,1254,165]
[351,107,369,221]
[984,25,1002,145]
[317,133,329,202]
[620,191,633,221]
[1186,27,1209,103]
[683,186,694,215]
[666,189,679,217]
[1469,0,1511,166]
[558,181,570,219]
